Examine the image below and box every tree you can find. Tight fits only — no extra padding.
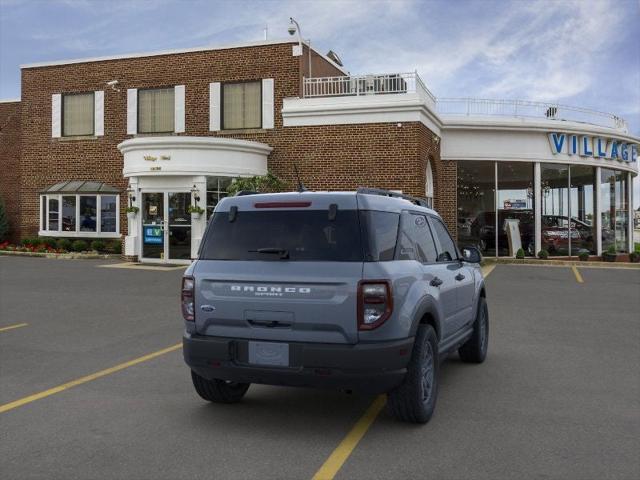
[226,172,287,196]
[0,197,9,242]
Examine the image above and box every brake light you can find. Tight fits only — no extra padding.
[254,202,311,208]
[181,276,195,321]
[357,280,393,330]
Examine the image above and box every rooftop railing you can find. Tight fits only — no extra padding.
[301,74,627,131]
[436,98,628,131]
[303,72,436,103]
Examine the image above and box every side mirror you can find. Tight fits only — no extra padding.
[462,246,482,264]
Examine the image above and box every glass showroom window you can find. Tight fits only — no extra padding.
[222,81,261,130]
[457,161,496,256]
[138,88,175,133]
[569,165,596,255]
[40,194,119,237]
[62,92,94,136]
[601,169,629,253]
[541,164,570,256]
[206,177,232,219]
[497,163,534,256]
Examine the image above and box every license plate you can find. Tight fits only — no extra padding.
[248,341,289,367]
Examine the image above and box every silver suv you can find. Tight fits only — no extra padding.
[182,189,488,423]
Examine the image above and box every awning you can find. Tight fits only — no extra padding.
[41,181,120,194]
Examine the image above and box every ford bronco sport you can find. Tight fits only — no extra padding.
[182,189,488,423]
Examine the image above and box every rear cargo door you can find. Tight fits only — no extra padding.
[193,197,363,344]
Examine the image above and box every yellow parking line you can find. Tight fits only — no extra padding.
[481,264,496,278]
[312,395,386,480]
[0,323,28,333]
[0,343,182,414]
[571,265,584,283]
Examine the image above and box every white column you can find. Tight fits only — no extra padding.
[595,167,602,256]
[534,162,541,256]
[190,175,207,259]
[124,177,140,258]
[628,171,634,253]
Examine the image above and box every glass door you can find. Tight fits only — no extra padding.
[141,193,165,260]
[168,192,192,260]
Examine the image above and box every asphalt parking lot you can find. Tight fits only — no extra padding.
[1,257,639,480]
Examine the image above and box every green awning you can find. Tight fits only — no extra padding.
[41,181,120,194]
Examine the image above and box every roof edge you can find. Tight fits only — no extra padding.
[19,38,344,74]
[0,98,21,103]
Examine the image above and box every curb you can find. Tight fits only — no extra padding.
[483,258,640,269]
[0,250,121,260]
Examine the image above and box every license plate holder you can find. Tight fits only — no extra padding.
[248,341,289,367]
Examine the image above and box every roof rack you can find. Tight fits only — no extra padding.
[356,187,431,208]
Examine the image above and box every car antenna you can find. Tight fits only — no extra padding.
[293,164,308,192]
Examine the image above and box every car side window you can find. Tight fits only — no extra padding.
[430,217,458,262]
[395,212,437,263]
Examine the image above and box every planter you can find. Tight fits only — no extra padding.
[630,253,640,263]
[127,212,137,221]
[191,212,202,220]
[603,253,618,262]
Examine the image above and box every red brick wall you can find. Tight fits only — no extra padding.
[16,41,445,241]
[0,101,21,241]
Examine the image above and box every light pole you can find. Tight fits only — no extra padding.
[288,17,311,78]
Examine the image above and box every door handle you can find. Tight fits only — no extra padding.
[430,277,443,287]
[455,273,465,281]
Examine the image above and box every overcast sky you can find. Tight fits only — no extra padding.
[1,0,638,205]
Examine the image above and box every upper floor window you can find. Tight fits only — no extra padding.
[222,81,261,130]
[138,87,175,133]
[63,92,94,136]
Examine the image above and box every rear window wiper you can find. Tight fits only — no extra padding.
[248,247,290,259]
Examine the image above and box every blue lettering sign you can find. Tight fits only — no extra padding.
[632,144,638,162]
[610,141,619,159]
[596,138,607,157]
[620,143,628,161]
[580,136,593,156]
[144,226,163,245]
[549,133,565,154]
[570,135,578,155]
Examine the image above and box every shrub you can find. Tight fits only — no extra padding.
[606,244,617,255]
[0,197,8,242]
[57,238,72,251]
[90,240,106,252]
[21,237,36,247]
[107,240,122,254]
[71,240,88,252]
[537,249,549,260]
[38,237,57,249]
[515,248,525,259]
[578,251,589,261]
[630,252,640,263]
[227,172,286,196]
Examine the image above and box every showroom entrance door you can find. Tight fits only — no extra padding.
[141,192,192,263]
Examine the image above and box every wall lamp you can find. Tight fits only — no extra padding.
[191,185,201,204]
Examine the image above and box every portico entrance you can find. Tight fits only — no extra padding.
[140,191,192,263]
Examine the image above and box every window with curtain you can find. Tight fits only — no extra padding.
[138,88,175,133]
[63,92,94,136]
[222,81,261,129]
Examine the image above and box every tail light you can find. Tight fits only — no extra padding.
[181,276,195,321]
[357,280,393,330]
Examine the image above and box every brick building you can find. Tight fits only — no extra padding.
[0,38,638,262]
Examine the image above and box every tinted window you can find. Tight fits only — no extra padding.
[430,217,457,262]
[396,212,437,262]
[201,210,363,261]
[360,210,399,261]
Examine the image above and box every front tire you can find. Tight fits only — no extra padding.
[458,296,489,363]
[191,370,250,403]
[387,325,439,424]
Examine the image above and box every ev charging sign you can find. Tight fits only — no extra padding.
[548,132,638,163]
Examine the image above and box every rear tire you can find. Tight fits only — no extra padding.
[190,370,250,404]
[387,325,439,424]
[458,297,489,363]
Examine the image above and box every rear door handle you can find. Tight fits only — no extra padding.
[430,277,443,287]
[455,273,465,281]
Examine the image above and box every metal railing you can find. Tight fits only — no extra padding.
[436,98,628,131]
[303,72,436,102]
[301,74,628,131]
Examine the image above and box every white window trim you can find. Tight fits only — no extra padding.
[38,193,121,238]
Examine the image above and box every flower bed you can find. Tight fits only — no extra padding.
[0,237,122,256]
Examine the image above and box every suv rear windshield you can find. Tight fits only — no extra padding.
[200,209,402,262]
[201,210,364,261]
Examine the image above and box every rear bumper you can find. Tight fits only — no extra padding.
[183,333,414,394]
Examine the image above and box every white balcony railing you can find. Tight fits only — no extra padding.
[303,72,436,103]
[302,74,628,131]
[436,98,628,131]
